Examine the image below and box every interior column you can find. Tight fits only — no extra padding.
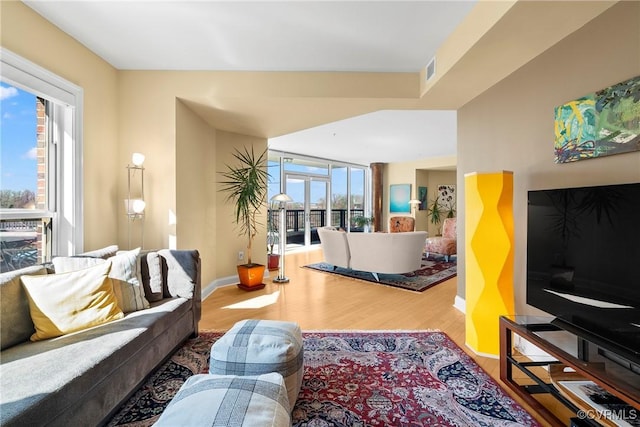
[370,163,384,232]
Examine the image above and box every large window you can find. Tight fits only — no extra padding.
[0,49,83,271]
[331,165,348,227]
[268,151,370,249]
[350,167,366,223]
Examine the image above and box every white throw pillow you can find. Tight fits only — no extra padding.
[78,245,119,259]
[52,248,150,313]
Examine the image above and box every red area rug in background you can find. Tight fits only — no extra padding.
[303,255,457,292]
[107,330,540,427]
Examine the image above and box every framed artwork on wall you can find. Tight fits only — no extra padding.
[418,186,428,210]
[389,184,411,213]
[438,184,456,218]
[554,75,640,163]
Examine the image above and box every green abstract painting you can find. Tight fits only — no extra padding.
[554,75,640,163]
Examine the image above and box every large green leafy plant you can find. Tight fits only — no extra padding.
[219,147,269,265]
[427,195,442,225]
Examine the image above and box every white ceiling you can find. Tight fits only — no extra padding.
[24,1,476,72]
[270,110,457,166]
[24,0,477,164]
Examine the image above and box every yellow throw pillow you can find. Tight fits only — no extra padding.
[21,262,124,341]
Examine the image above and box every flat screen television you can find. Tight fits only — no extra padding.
[526,182,640,365]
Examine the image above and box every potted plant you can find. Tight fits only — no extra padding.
[266,201,280,270]
[351,215,374,232]
[219,146,270,290]
[427,195,442,227]
[443,199,456,219]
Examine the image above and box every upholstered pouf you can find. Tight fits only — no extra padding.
[210,319,304,411]
[154,373,290,427]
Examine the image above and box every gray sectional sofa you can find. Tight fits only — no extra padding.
[0,248,201,427]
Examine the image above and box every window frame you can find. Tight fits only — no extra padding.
[1,48,84,256]
[267,151,371,234]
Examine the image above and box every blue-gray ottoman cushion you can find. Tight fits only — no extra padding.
[154,373,290,427]
[209,319,303,411]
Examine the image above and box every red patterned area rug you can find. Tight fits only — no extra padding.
[107,330,540,427]
[303,255,457,292]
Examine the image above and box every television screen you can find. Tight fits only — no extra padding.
[527,182,640,363]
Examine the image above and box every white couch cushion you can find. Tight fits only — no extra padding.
[317,226,350,268]
[78,245,119,259]
[347,231,428,274]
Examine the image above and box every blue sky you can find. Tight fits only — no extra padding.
[1,82,37,192]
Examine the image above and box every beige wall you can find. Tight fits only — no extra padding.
[384,156,456,233]
[112,69,420,287]
[175,105,268,284]
[1,1,119,251]
[120,72,269,285]
[175,100,217,283]
[457,1,640,314]
[422,170,456,237]
[117,72,181,252]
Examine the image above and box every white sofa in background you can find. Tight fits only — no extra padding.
[317,227,427,280]
[316,227,351,269]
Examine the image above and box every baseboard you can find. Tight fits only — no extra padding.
[464,343,499,359]
[453,295,465,313]
[201,270,272,300]
[201,276,238,300]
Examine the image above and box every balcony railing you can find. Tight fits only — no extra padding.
[0,218,50,272]
[268,208,365,245]
[1,209,363,271]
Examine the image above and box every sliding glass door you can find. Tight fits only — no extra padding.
[285,174,329,248]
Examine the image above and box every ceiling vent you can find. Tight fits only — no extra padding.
[425,57,436,82]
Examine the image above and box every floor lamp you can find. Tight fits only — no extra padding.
[271,193,292,283]
[126,153,145,249]
[409,199,421,231]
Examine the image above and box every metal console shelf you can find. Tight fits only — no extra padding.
[499,315,640,427]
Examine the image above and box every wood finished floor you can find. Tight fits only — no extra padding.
[200,247,554,426]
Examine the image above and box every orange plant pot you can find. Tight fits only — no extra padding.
[237,263,266,291]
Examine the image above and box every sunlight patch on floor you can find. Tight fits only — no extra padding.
[222,291,280,309]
